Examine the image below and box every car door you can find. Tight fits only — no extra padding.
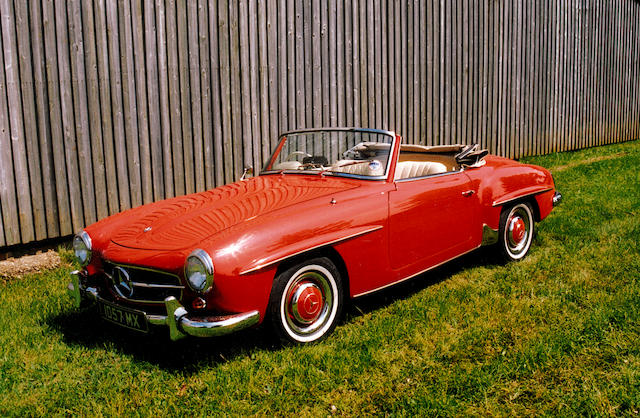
[388,171,479,272]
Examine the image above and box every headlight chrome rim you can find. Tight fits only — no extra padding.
[73,231,92,266]
[184,249,214,293]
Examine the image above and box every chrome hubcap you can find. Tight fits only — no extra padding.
[505,207,531,256]
[284,270,332,336]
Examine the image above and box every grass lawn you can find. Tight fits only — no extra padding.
[1,140,639,416]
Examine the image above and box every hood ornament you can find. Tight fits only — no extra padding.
[143,226,152,232]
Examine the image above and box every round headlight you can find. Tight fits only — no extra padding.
[73,231,92,266]
[184,249,214,293]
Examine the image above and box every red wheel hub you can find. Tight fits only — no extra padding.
[510,217,526,244]
[290,282,324,323]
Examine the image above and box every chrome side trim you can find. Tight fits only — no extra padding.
[239,225,384,275]
[352,245,481,298]
[481,224,499,246]
[492,188,553,207]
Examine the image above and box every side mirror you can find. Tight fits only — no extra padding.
[240,165,254,181]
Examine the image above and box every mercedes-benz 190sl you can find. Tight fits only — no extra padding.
[68,128,561,344]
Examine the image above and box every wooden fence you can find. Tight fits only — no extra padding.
[0,0,639,248]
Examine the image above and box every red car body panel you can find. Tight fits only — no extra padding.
[82,133,557,325]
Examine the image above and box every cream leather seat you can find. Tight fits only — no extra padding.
[394,161,447,180]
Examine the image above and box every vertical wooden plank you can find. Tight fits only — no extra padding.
[55,0,85,230]
[218,0,235,183]
[419,0,426,144]
[119,0,142,206]
[106,0,132,210]
[386,1,395,132]
[318,0,328,126]
[277,0,288,132]
[30,0,60,236]
[395,1,402,134]
[426,0,434,145]
[1,0,35,242]
[79,0,109,220]
[155,0,175,197]
[207,0,224,185]
[12,1,47,239]
[266,0,279,151]
[67,2,97,225]
[454,0,462,144]
[176,0,194,192]
[443,0,451,143]
[247,0,262,169]
[68,0,98,225]
[187,0,204,191]
[311,0,322,127]
[94,0,120,214]
[366,0,376,128]
[328,0,337,127]
[130,0,153,203]
[513,0,523,158]
[358,0,367,127]
[344,0,353,127]
[0,22,19,245]
[337,0,346,127]
[351,0,360,128]
[401,1,409,139]
[412,0,420,143]
[434,0,441,144]
[302,0,312,128]
[198,0,213,189]
[257,0,271,168]
[461,0,469,144]
[228,0,244,176]
[380,0,388,130]
[144,0,165,199]
[479,0,487,149]
[166,0,185,193]
[286,0,296,128]
[295,0,305,128]
[373,0,382,128]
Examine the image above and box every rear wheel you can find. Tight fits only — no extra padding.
[499,202,535,261]
[268,257,343,344]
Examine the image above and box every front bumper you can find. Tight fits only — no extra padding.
[552,191,562,207]
[68,271,260,341]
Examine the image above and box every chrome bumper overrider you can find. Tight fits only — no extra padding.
[553,191,562,207]
[68,271,260,341]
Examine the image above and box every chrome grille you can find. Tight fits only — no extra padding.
[103,262,184,304]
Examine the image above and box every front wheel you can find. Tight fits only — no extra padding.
[268,257,343,344]
[498,202,535,261]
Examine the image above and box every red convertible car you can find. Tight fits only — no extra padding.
[68,128,561,344]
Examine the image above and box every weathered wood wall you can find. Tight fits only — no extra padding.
[0,0,639,247]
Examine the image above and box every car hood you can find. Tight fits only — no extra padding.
[110,175,359,251]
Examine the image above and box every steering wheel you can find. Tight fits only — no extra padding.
[285,151,312,162]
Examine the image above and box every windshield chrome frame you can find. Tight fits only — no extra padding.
[260,127,398,181]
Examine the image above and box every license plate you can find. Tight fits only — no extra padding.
[98,299,149,333]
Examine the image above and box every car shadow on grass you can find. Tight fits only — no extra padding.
[49,247,501,372]
[49,308,281,374]
[346,246,500,319]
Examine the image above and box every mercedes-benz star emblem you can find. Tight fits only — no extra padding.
[113,266,134,298]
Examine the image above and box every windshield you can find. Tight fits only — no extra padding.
[262,129,395,179]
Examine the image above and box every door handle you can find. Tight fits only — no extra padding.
[462,190,475,197]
